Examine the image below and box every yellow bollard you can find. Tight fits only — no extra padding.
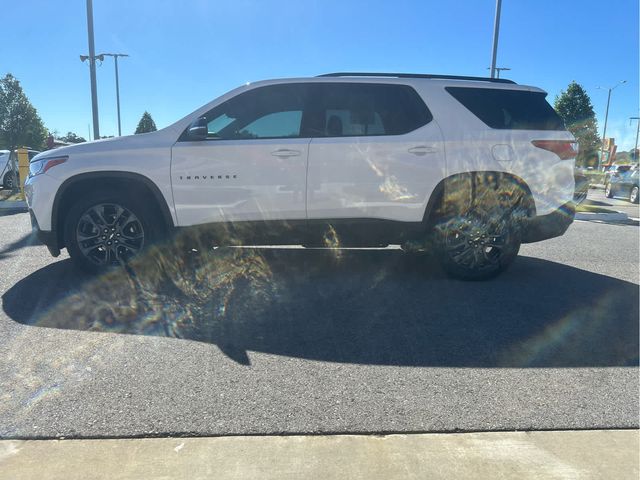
[17,147,29,199]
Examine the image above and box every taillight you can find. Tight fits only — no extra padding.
[531,140,578,160]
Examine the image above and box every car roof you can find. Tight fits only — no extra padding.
[317,72,517,84]
[245,75,546,94]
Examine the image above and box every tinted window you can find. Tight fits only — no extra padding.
[446,87,565,130]
[201,84,307,140]
[308,83,431,137]
[240,111,302,139]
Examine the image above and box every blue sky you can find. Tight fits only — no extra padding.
[1,0,638,149]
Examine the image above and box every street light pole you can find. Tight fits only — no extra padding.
[630,116,640,160]
[489,0,503,79]
[85,0,100,140]
[100,53,129,136]
[115,56,121,136]
[597,80,627,169]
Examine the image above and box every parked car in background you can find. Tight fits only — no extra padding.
[0,149,41,189]
[605,169,639,203]
[603,164,633,184]
[0,150,10,187]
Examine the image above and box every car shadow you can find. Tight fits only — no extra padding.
[0,233,39,259]
[3,239,638,368]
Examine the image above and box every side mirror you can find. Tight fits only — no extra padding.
[187,117,208,141]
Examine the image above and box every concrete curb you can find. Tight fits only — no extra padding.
[575,210,629,222]
[0,200,27,211]
[0,430,637,480]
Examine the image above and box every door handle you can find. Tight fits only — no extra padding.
[271,149,301,158]
[408,146,437,156]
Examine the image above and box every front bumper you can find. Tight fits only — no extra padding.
[521,201,575,244]
[29,210,60,257]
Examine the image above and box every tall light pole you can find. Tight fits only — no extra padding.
[631,116,639,161]
[85,0,99,139]
[597,80,627,168]
[100,53,129,136]
[489,0,503,79]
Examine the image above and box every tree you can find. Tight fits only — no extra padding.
[135,111,157,134]
[0,73,48,151]
[60,131,86,143]
[0,73,48,189]
[554,81,601,167]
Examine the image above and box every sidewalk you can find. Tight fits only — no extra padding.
[1,430,638,480]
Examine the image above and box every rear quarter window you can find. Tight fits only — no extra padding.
[445,87,565,131]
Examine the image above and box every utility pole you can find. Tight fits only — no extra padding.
[100,53,129,136]
[489,0,502,79]
[85,0,100,139]
[597,80,626,169]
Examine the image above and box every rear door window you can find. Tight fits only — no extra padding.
[307,83,432,137]
[446,87,565,131]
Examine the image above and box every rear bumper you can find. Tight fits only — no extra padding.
[522,201,575,243]
[29,210,60,257]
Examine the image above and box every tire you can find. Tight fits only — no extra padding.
[3,171,17,189]
[605,183,614,198]
[630,186,639,204]
[435,207,521,281]
[64,190,160,272]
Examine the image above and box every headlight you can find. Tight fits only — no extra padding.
[29,156,68,178]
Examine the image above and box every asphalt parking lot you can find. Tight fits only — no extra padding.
[0,191,638,439]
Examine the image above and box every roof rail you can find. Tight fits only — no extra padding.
[317,72,516,84]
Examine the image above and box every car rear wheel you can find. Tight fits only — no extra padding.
[605,183,614,198]
[436,207,521,281]
[65,191,159,272]
[2,172,17,189]
[630,186,639,204]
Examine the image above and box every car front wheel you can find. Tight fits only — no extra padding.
[630,186,639,204]
[64,191,158,272]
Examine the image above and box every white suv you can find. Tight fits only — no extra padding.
[25,73,577,279]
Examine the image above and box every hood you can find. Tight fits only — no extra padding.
[32,128,181,161]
